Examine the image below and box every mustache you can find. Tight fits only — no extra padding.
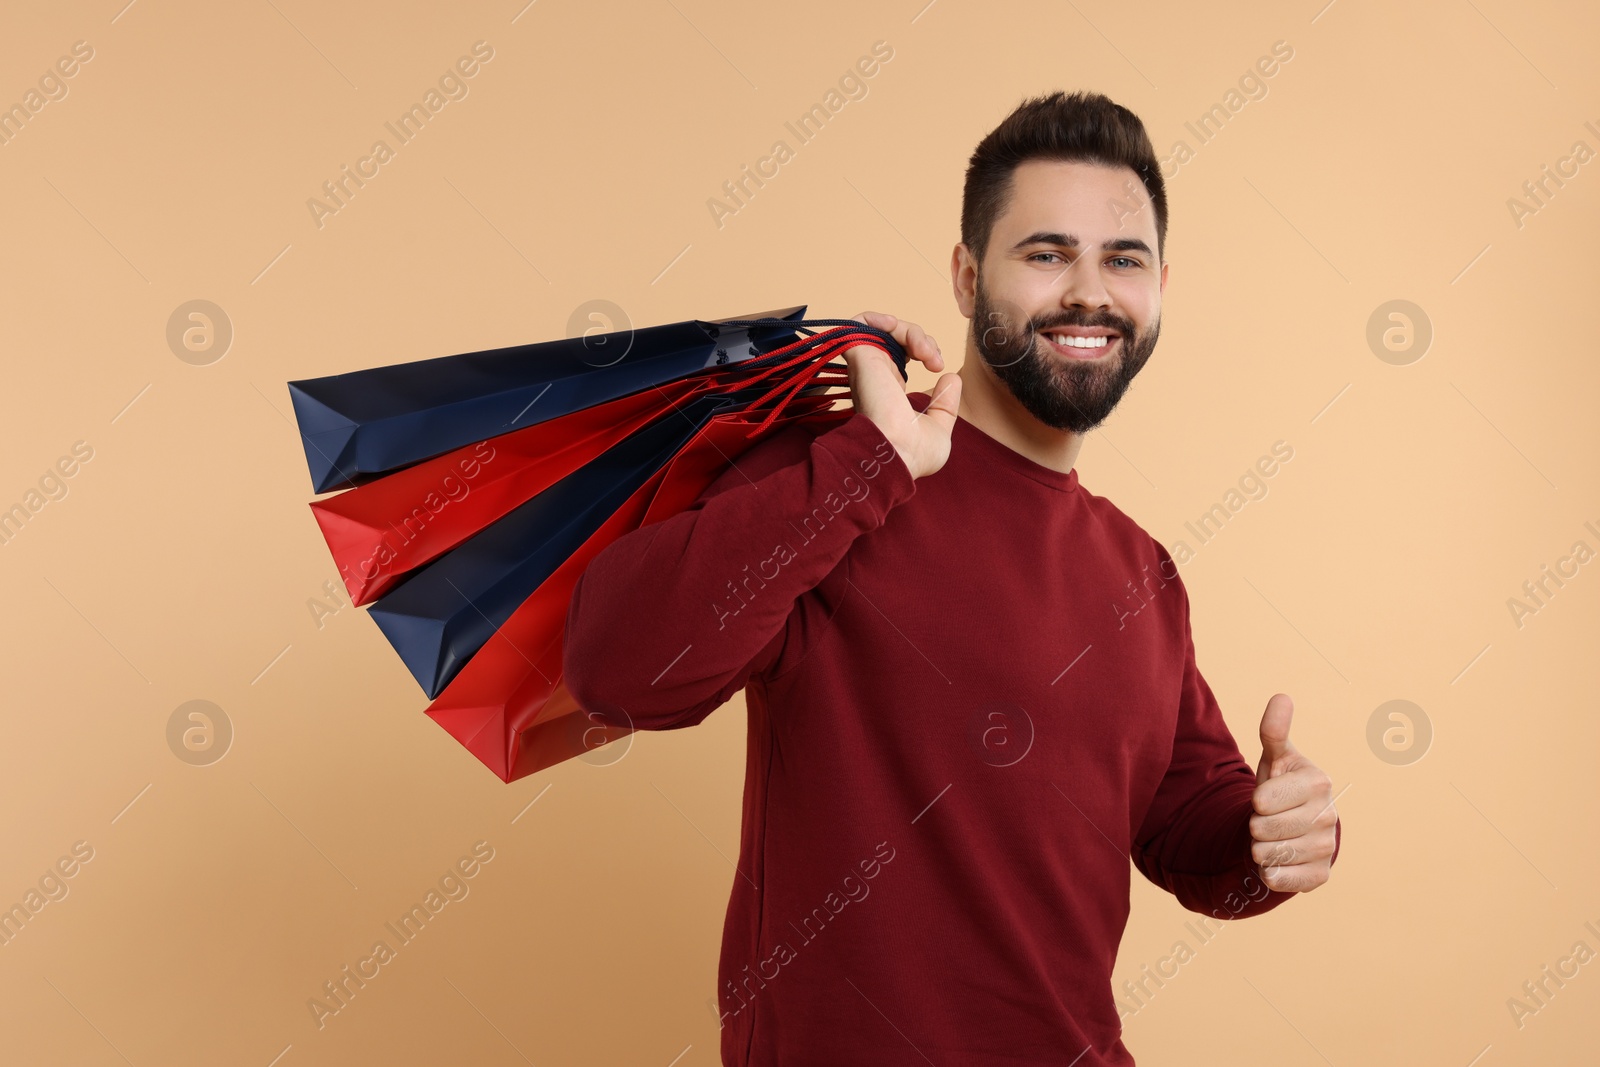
[1029,311,1135,336]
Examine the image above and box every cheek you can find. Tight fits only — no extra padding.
[996,274,1060,323]
[1112,283,1160,330]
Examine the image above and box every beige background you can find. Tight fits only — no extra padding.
[1,0,1596,1063]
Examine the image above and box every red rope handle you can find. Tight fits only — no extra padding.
[718,327,884,395]
[740,336,895,437]
[732,331,879,411]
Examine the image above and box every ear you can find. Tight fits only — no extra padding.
[1159,258,1169,295]
[952,243,978,318]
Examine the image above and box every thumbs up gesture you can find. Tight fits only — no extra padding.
[1250,693,1339,893]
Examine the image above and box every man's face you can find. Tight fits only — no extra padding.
[964,159,1167,434]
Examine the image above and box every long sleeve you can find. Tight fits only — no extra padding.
[562,410,916,731]
[1130,552,1342,919]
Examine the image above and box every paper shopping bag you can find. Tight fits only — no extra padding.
[287,306,807,492]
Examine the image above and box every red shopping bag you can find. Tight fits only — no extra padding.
[310,373,705,605]
[424,394,850,781]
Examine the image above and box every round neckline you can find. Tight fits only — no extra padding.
[908,391,1080,493]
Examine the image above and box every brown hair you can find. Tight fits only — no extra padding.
[961,90,1167,264]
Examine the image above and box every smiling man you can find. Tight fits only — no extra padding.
[564,90,1342,1066]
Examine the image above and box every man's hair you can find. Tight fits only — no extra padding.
[961,90,1167,265]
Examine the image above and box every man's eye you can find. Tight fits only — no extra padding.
[1029,252,1142,268]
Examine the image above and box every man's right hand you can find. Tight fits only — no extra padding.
[844,311,962,480]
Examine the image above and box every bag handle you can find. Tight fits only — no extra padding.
[713,319,909,437]
[716,318,909,378]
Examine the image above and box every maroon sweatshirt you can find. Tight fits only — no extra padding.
[564,391,1341,1066]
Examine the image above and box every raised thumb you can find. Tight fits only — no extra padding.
[1257,693,1296,783]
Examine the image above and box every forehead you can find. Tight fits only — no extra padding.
[991,158,1156,251]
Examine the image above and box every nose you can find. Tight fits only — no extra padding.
[1056,253,1112,314]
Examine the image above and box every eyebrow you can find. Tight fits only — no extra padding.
[1009,231,1154,258]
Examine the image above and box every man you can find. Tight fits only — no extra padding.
[564,89,1342,1066]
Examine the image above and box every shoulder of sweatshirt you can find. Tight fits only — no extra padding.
[697,418,826,503]
[697,406,907,505]
[1082,489,1166,563]
[1078,492,1187,608]
[1080,493,1188,622]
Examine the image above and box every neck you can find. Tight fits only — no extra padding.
[954,336,1086,477]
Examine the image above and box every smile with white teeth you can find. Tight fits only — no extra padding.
[1045,332,1113,349]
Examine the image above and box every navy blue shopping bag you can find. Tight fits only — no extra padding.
[287,305,807,493]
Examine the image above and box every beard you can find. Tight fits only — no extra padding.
[970,272,1160,434]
